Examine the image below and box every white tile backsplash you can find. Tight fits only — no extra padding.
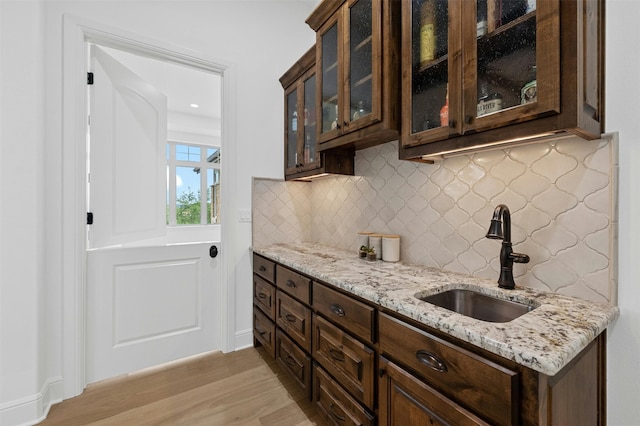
[253,135,618,304]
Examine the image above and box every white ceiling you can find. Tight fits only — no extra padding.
[99,46,222,139]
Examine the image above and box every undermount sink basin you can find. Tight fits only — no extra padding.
[417,289,535,323]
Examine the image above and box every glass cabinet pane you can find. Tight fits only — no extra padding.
[304,74,317,164]
[349,0,372,123]
[321,23,339,135]
[286,89,298,168]
[410,0,449,134]
[476,0,536,118]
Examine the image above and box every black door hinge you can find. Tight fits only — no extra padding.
[87,72,94,85]
[87,212,94,225]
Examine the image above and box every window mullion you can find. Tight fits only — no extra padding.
[168,143,177,226]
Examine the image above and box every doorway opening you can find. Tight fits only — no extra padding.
[62,14,237,398]
[84,44,225,383]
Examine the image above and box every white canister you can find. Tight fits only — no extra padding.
[357,231,372,254]
[382,235,400,262]
[369,234,383,260]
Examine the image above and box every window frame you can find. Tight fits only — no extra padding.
[166,141,221,227]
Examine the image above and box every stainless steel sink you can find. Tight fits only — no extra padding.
[417,289,534,323]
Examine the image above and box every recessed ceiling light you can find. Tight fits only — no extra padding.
[190,103,199,108]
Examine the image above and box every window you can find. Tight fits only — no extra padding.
[166,142,221,226]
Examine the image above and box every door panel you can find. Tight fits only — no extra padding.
[89,46,167,248]
[87,242,220,383]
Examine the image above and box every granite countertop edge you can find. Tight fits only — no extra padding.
[252,242,620,376]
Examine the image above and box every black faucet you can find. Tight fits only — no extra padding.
[485,204,530,289]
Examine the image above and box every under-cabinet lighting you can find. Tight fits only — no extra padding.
[190,103,199,108]
[293,173,331,181]
[420,132,573,161]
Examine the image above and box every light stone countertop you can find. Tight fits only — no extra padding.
[252,242,620,376]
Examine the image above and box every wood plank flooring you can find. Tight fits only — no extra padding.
[39,348,327,426]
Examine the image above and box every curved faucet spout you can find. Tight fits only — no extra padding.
[486,204,511,242]
[485,204,529,289]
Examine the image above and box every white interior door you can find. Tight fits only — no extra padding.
[86,46,220,383]
[88,46,167,248]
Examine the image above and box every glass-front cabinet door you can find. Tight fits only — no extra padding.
[465,0,559,134]
[402,0,461,147]
[317,0,381,144]
[285,87,299,173]
[401,0,560,149]
[284,64,320,177]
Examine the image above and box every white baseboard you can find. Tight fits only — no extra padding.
[0,377,63,426]
[234,328,253,351]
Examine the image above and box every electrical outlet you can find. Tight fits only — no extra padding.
[238,208,252,222]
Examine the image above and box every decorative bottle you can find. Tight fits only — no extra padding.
[440,85,449,127]
[420,0,436,65]
[477,82,503,116]
[291,106,298,132]
[304,135,311,163]
[521,65,537,104]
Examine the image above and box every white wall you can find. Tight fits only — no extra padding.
[605,1,640,424]
[0,1,48,423]
[0,1,319,424]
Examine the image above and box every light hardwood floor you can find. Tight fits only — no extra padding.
[39,348,327,425]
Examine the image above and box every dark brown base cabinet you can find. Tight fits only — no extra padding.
[253,253,607,425]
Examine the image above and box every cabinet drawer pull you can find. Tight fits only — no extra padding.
[284,314,297,323]
[328,348,345,362]
[255,327,267,336]
[259,265,267,272]
[328,403,346,422]
[285,355,297,367]
[258,293,267,299]
[330,303,345,317]
[416,350,448,373]
[285,279,297,288]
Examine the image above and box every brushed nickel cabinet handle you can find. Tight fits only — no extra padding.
[416,350,448,373]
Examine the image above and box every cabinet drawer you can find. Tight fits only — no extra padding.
[313,282,375,344]
[276,329,311,395]
[313,364,374,426]
[253,274,276,320]
[313,314,375,410]
[253,254,275,283]
[379,313,518,426]
[276,290,312,352]
[276,265,311,303]
[379,357,490,426]
[253,307,275,358]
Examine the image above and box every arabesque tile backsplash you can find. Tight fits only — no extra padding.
[253,135,618,304]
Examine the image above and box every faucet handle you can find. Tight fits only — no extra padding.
[510,253,530,264]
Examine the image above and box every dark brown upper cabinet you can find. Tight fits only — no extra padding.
[280,47,354,181]
[306,0,401,152]
[399,0,604,161]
